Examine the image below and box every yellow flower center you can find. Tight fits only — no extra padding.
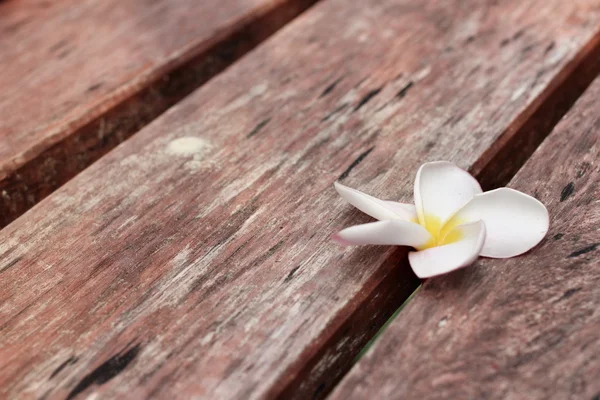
[416,214,464,250]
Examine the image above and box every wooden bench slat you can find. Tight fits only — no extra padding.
[1,0,599,398]
[330,76,600,400]
[0,0,319,227]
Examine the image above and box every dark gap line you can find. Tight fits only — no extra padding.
[354,88,383,111]
[0,0,324,228]
[567,243,599,258]
[352,286,421,363]
[247,117,272,138]
[321,103,348,122]
[395,81,413,99]
[338,147,375,180]
[320,76,344,98]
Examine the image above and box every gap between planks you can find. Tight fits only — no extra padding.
[0,0,321,229]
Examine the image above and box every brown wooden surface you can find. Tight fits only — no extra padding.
[1,0,600,399]
[330,77,600,400]
[0,0,319,227]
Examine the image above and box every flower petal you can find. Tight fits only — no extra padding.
[334,182,415,221]
[382,201,418,221]
[408,220,486,278]
[333,220,432,248]
[450,188,549,258]
[414,161,482,228]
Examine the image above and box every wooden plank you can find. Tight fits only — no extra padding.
[330,77,600,400]
[1,0,599,399]
[0,0,320,227]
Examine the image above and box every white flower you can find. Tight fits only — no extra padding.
[333,161,549,278]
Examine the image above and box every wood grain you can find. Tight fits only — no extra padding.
[330,77,600,400]
[1,0,599,398]
[0,0,320,227]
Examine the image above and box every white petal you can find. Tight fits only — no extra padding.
[408,220,486,278]
[333,220,432,248]
[414,161,482,227]
[334,182,415,221]
[382,201,418,221]
[451,188,549,258]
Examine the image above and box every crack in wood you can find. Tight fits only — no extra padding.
[338,147,375,180]
[395,81,414,100]
[247,117,272,138]
[66,344,141,400]
[320,76,344,98]
[354,88,383,111]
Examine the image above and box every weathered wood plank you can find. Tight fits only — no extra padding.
[1,0,599,399]
[330,76,600,400]
[0,0,320,227]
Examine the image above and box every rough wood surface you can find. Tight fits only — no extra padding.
[1,0,599,399]
[0,0,319,227]
[330,77,600,400]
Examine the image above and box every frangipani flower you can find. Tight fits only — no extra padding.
[333,161,549,278]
